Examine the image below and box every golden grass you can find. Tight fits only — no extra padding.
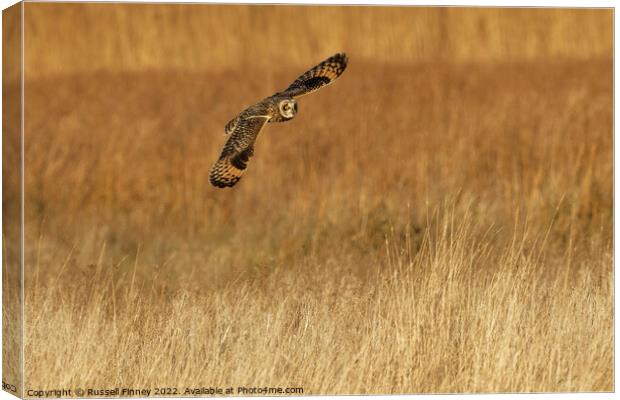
[23,211,613,393]
[19,4,613,81]
[1,4,613,395]
[16,59,612,393]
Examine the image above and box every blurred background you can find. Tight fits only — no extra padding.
[16,5,611,255]
[3,4,612,392]
[12,5,611,81]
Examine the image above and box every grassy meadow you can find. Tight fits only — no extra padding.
[3,4,614,394]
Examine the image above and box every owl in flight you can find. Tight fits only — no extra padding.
[209,53,348,188]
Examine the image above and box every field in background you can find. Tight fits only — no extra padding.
[14,5,613,81]
[4,4,614,394]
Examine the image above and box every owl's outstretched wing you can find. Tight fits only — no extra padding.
[209,116,270,188]
[282,53,348,98]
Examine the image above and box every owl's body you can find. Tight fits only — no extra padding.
[230,94,296,125]
[209,53,348,188]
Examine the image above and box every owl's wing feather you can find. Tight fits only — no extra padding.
[224,116,240,135]
[209,115,270,188]
[282,53,348,98]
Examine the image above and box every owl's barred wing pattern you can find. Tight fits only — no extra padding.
[209,116,270,188]
[224,116,240,135]
[283,53,348,98]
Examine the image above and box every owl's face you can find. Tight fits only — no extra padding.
[278,99,298,119]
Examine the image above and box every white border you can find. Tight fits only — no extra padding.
[9,0,619,6]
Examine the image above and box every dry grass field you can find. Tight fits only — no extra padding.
[2,4,613,395]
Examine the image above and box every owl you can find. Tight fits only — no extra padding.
[209,53,348,188]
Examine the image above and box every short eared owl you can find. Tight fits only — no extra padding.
[209,53,348,188]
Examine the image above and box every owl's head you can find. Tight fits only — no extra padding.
[278,99,298,119]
